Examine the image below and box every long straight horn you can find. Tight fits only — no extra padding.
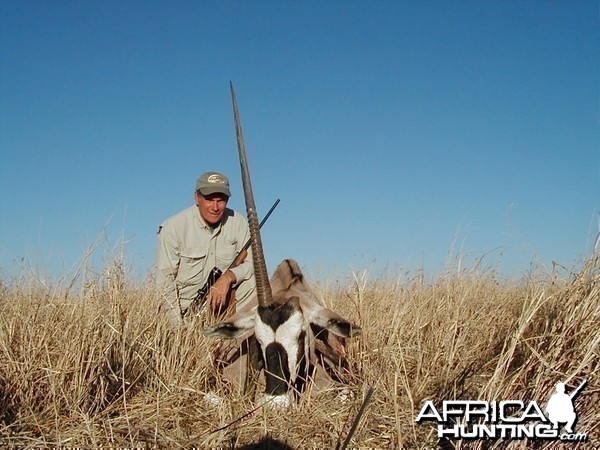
[230,82,273,307]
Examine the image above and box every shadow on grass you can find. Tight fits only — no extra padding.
[236,435,295,450]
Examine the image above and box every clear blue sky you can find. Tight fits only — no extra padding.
[1,1,598,283]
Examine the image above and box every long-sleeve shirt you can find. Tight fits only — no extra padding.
[155,205,256,325]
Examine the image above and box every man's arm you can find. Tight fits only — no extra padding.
[205,215,254,312]
[155,224,183,326]
[205,269,237,312]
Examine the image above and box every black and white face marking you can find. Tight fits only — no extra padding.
[254,298,307,397]
[203,259,362,409]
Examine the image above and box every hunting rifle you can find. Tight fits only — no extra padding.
[185,198,280,316]
[568,379,587,399]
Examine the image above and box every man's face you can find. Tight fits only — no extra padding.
[195,192,229,226]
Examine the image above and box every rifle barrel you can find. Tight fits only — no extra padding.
[240,198,280,254]
[570,379,587,399]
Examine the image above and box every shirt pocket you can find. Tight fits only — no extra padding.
[178,247,208,285]
[216,240,238,267]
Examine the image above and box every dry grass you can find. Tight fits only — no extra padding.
[0,256,598,449]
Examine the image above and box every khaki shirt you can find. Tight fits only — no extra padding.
[155,205,256,325]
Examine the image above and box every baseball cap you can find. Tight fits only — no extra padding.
[196,172,231,197]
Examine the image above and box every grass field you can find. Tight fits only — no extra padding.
[0,256,597,449]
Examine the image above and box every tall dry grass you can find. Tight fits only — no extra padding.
[0,256,597,449]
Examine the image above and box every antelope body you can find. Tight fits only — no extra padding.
[204,258,361,407]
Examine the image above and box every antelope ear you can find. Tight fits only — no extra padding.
[324,315,362,338]
[304,303,362,338]
[203,309,256,339]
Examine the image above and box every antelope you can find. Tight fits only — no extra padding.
[203,84,362,408]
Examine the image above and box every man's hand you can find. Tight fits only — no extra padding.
[205,270,236,313]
